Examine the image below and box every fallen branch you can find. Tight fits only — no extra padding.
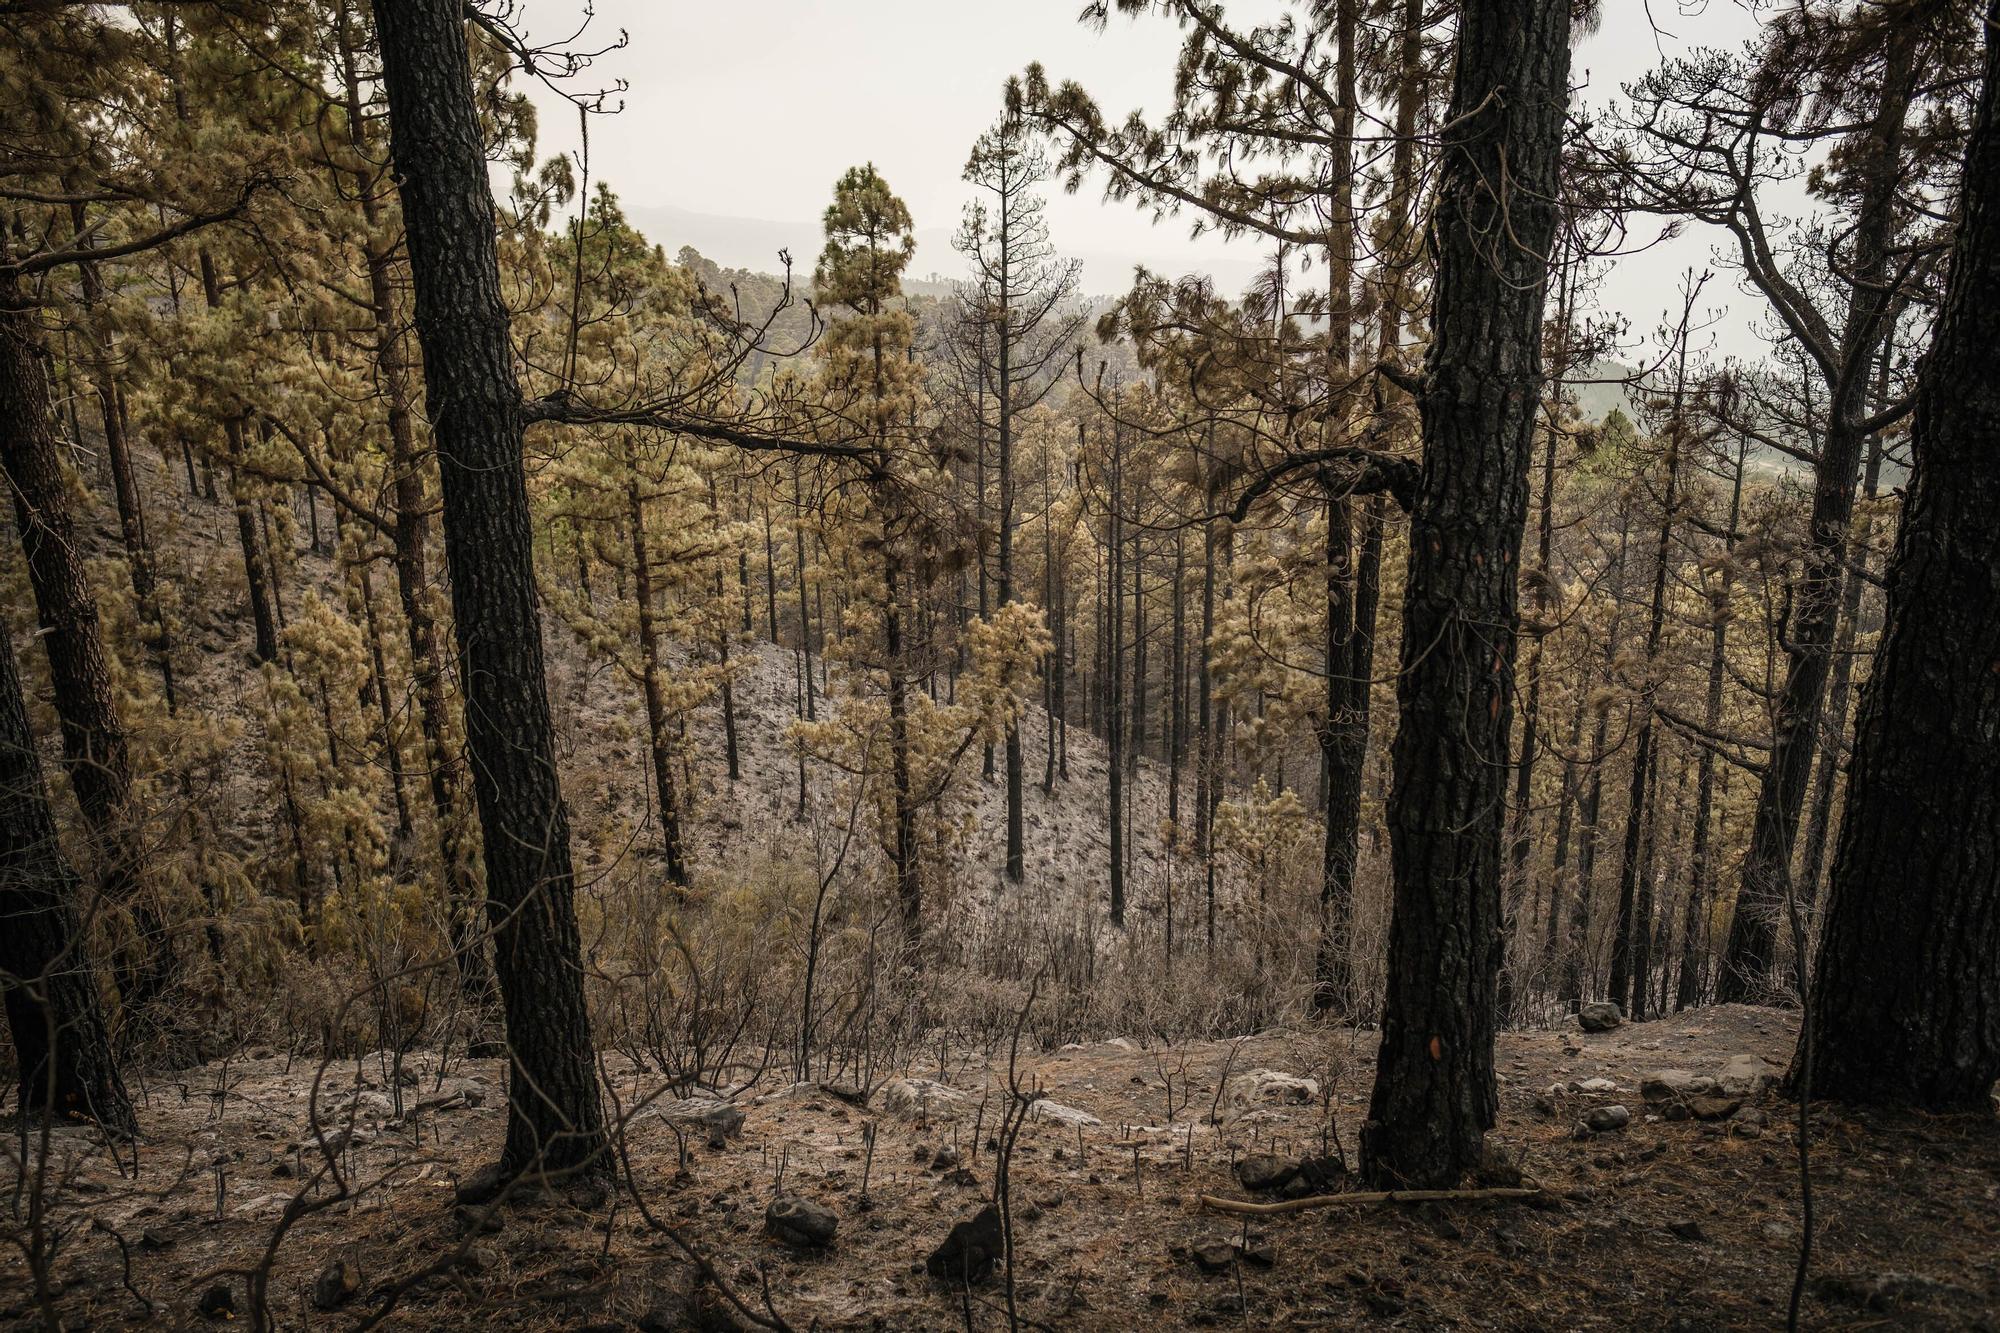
[1198,1185,1542,1215]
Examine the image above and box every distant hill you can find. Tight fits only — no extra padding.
[624,200,1264,308]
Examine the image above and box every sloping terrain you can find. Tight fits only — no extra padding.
[5,1007,1997,1330]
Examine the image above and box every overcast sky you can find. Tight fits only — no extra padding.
[518,0,1771,366]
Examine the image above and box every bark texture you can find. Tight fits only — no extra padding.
[1361,0,1570,1187]
[369,0,606,1176]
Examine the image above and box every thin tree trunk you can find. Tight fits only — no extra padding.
[627,464,688,884]
[1676,436,1748,1010]
[1610,348,1689,1012]
[1108,417,1126,930]
[1720,30,1918,1001]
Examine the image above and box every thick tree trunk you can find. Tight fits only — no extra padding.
[369,0,606,1178]
[1361,0,1569,1187]
[1798,19,2000,1111]
[0,616,134,1135]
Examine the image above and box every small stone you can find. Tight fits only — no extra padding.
[1640,1070,1713,1107]
[765,1195,837,1249]
[1667,1219,1707,1242]
[1581,1104,1631,1133]
[1192,1242,1237,1274]
[1575,1077,1618,1095]
[1717,1053,1781,1097]
[930,1145,962,1170]
[1234,1153,1299,1193]
[312,1259,359,1310]
[926,1204,1003,1283]
[1238,1244,1276,1269]
[1732,1106,1770,1127]
[1027,1098,1101,1127]
[1690,1095,1743,1121]
[198,1284,235,1319]
[874,1077,964,1120]
[1577,1002,1624,1033]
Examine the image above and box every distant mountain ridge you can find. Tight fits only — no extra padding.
[624,200,1265,307]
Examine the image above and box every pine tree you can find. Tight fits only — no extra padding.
[367,0,606,1181]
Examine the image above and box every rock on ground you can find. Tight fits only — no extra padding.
[765,1195,838,1249]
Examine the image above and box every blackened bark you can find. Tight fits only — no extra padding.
[369,0,605,1177]
[1798,15,2000,1111]
[1361,0,1570,1188]
[1,616,133,1135]
[1196,516,1216,952]
[1314,486,1358,1013]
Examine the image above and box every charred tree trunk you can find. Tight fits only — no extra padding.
[1798,23,2000,1110]
[0,616,134,1135]
[1361,0,1570,1187]
[370,0,605,1178]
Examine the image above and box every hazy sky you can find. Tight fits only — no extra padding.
[518,0,1770,365]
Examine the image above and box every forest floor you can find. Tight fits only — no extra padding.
[5,1005,1998,1331]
